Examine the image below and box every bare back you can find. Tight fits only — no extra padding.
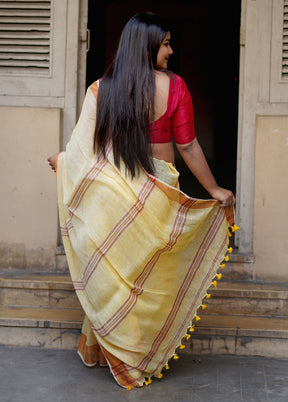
[151,71,175,164]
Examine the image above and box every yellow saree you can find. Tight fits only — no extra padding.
[56,82,235,389]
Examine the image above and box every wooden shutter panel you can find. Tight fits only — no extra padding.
[0,0,51,75]
[282,0,288,79]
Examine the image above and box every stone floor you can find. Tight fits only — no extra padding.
[0,346,288,402]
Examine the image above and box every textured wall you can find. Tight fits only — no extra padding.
[0,107,61,270]
[254,116,288,281]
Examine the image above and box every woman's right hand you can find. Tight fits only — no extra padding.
[210,186,235,208]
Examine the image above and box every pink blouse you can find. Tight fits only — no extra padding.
[149,74,196,144]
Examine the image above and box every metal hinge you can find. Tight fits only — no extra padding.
[86,28,90,53]
[240,26,245,46]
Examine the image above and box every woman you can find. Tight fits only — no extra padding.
[48,13,235,389]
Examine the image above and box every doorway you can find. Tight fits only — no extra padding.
[86,0,240,198]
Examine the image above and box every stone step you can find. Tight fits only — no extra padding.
[1,272,287,316]
[184,314,288,359]
[0,306,83,350]
[0,272,287,357]
[0,306,287,358]
[0,306,83,329]
[196,314,288,338]
[203,281,288,317]
[0,272,80,309]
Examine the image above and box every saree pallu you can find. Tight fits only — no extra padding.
[56,82,234,388]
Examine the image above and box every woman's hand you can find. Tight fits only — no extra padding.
[210,186,235,208]
[47,153,58,172]
[176,140,235,208]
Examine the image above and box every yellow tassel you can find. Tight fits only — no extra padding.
[212,280,217,288]
[165,363,169,370]
[158,372,163,379]
[216,273,222,280]
[126,386,132,391]
[179,344,185,350]
[228,231,232,237]
[185,334,191,340]
[189,326,195,332]
[195,315,201,321]
[201,304,207,310]
[231,224,239,232]
[173,353,179,360]
[148,378,152,384]
[224,255,229,262]
[227,247,233,253]
[220,264,225,269]
[206,293,211,299]
[145,377,152,386]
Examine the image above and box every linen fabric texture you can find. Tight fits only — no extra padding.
[56,80,234,388]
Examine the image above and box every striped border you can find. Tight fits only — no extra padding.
[60,226,69,237]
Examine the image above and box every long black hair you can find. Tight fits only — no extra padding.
[94,13,169,177]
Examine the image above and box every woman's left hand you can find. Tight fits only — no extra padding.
[47,153,58,172]
[210,186,235,208]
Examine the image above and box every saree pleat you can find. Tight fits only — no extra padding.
[56,82,234,388]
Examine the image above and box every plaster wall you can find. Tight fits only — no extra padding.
[0,107,61,270]
[254,116,288,281]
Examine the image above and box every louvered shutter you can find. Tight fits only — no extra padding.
[283,0,288,79]
[270,0,288,101]
[0,1,67,102]
[0,0,51,75]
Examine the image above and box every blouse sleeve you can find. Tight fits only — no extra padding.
[172,77,196,144]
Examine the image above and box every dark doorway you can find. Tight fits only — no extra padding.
[86,0,240,198]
